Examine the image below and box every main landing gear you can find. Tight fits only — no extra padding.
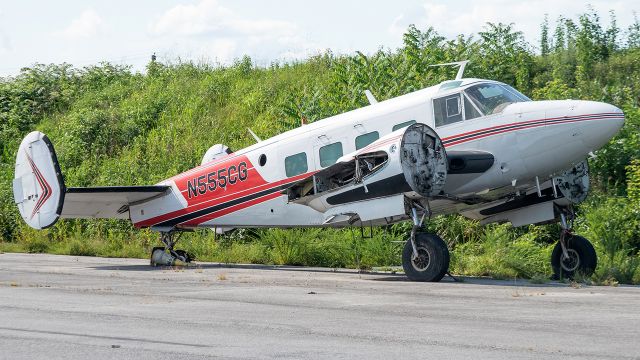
[402,207,450,282]
[150,231,195,266]
[550,207,597,279]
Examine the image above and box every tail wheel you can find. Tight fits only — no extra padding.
[551,235,597,279]
[402,233,450,282]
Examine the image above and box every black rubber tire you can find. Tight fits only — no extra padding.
[402,233,450,282]
[551,235,597,279]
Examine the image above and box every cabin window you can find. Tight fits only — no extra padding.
[434,94,463,127]
[355,131,380,150]
[464,94,483,120]
[285,152,308,177]
[392,120,416,132]
[319,142,343,167]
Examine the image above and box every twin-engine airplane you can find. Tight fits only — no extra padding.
[13,62,624,281]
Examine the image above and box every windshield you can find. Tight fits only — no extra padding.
[464,83,530,115]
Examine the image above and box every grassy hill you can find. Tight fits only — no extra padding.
[1,9,639,283]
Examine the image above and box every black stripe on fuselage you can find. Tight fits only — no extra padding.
[325,174,412,205]
[153,183,291,228]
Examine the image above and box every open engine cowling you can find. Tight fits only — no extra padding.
[554,160,589,204]
[400,123,448,197]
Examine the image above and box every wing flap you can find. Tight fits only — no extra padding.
[61,186,170,219]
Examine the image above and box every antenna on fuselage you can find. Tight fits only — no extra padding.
[429,60,469,80]
[247,128,262,143]
[364,89,378,105]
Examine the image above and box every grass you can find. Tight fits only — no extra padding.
[2,230,638,285]
[529,273,550,284]
[2,209,638,285]
[0,220,556,279]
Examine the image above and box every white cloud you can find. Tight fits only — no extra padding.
[150,0,231,36]
[150,0,295,37]
[149,0,317,63]
[59,9,104,40]
[388,14,406,37]
[205,38,237,62]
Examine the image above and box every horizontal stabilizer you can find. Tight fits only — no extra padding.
[62,186,170,219]
[13,131,171,229]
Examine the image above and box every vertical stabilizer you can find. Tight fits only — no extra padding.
[13,131,66,229]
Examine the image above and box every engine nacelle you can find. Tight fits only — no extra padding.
[201,144,232,166]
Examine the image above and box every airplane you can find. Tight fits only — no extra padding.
[12,61,624,282]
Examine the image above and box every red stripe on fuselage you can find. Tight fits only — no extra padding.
[441,112,621,142]
[443,114,622,147]
[135,156,314,227]
[138,113,621,227]
[180,191,282,227]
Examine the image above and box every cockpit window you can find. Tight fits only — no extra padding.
[504,85,531,101]
[464,83,530,115]
[463,94,482,120]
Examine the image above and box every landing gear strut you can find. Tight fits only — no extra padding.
[150,231,195,266]
[402,206,450,282]
[550,207,597,279]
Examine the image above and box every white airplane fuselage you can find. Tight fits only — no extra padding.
[125,78,624,230]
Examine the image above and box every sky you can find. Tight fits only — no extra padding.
[0,0,638,77]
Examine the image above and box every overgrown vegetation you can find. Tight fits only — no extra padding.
[1,8,639,283]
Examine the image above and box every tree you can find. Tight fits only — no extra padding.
[628,12,640,49]
[477,22,532,91]
[540,14,551,56]
[605,10,620,54]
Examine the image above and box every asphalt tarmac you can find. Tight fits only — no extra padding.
[0,253,639,359]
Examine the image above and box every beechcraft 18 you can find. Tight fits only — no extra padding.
[13,61,624,281]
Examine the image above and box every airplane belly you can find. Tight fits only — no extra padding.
[197,196,325,227]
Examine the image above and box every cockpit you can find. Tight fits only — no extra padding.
[434,82,531,127]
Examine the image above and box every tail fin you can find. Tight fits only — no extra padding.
[13,131,65,229]
[13,131,172,230]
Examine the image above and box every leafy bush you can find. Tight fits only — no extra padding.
[451,224,552,279]
[577,196,640,283]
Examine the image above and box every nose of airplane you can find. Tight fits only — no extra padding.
[572,100,625,152]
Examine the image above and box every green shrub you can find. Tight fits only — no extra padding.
[577,197,640,284]
[24,236,50,253]
[450,224,553,279]
[67,239,98,257]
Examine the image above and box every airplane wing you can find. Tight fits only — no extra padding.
[62,186,170,219]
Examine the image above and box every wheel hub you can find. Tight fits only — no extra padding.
[561,249,580,272]
[411,246,431,271]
